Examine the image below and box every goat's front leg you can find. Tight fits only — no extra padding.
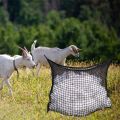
[0,79,5,90]
[36,63,41,76]
[5,79,13,96]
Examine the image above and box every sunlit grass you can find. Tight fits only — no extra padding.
[0,63,120,120]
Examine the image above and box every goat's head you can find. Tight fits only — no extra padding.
[69,45,81,57]
[18,46,36,68]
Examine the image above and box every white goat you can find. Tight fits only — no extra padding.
[0,47,36,96]
[31,40,80,76]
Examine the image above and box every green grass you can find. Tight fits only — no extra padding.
[0,63,120,120]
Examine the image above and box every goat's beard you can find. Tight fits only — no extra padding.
[74,53,80,57]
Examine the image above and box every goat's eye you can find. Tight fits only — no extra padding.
[27,58,30,61]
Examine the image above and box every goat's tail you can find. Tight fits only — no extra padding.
[31,40,37,52]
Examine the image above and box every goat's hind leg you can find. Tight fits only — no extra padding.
[5,79,13,96]
[36,63,41,76]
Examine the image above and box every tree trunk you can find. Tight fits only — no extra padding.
[2,0,8,10]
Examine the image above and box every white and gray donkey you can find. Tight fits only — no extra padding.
[0,47,36,95]
[31,40,81,76]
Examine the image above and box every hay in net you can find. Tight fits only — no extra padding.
[46,58,112,116]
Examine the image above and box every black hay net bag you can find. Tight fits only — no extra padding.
[46,58,112,116]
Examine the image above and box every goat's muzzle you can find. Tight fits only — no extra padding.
[32,64,36,69]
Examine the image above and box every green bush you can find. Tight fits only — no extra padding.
[0,7,9,25]
[0,23,19,55]
[18,25,38,50]
[80,20,119,61]
[55,18,81,48]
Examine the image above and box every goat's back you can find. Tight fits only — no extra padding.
[31,47,64,65]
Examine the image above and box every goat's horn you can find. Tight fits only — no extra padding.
[77,48,82,52]
[24,46,29,53]
[17,46,27,54]
[17,46,24,51]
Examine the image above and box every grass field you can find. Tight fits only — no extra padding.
[0,62,120,120]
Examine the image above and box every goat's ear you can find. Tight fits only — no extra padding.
[71,46,78,53]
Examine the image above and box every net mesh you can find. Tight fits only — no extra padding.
[46,58,112,116]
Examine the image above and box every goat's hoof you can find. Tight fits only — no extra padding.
[8,91,13,97]
[9,93,13,97]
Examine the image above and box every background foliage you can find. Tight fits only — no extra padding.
[0,0,120,62]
